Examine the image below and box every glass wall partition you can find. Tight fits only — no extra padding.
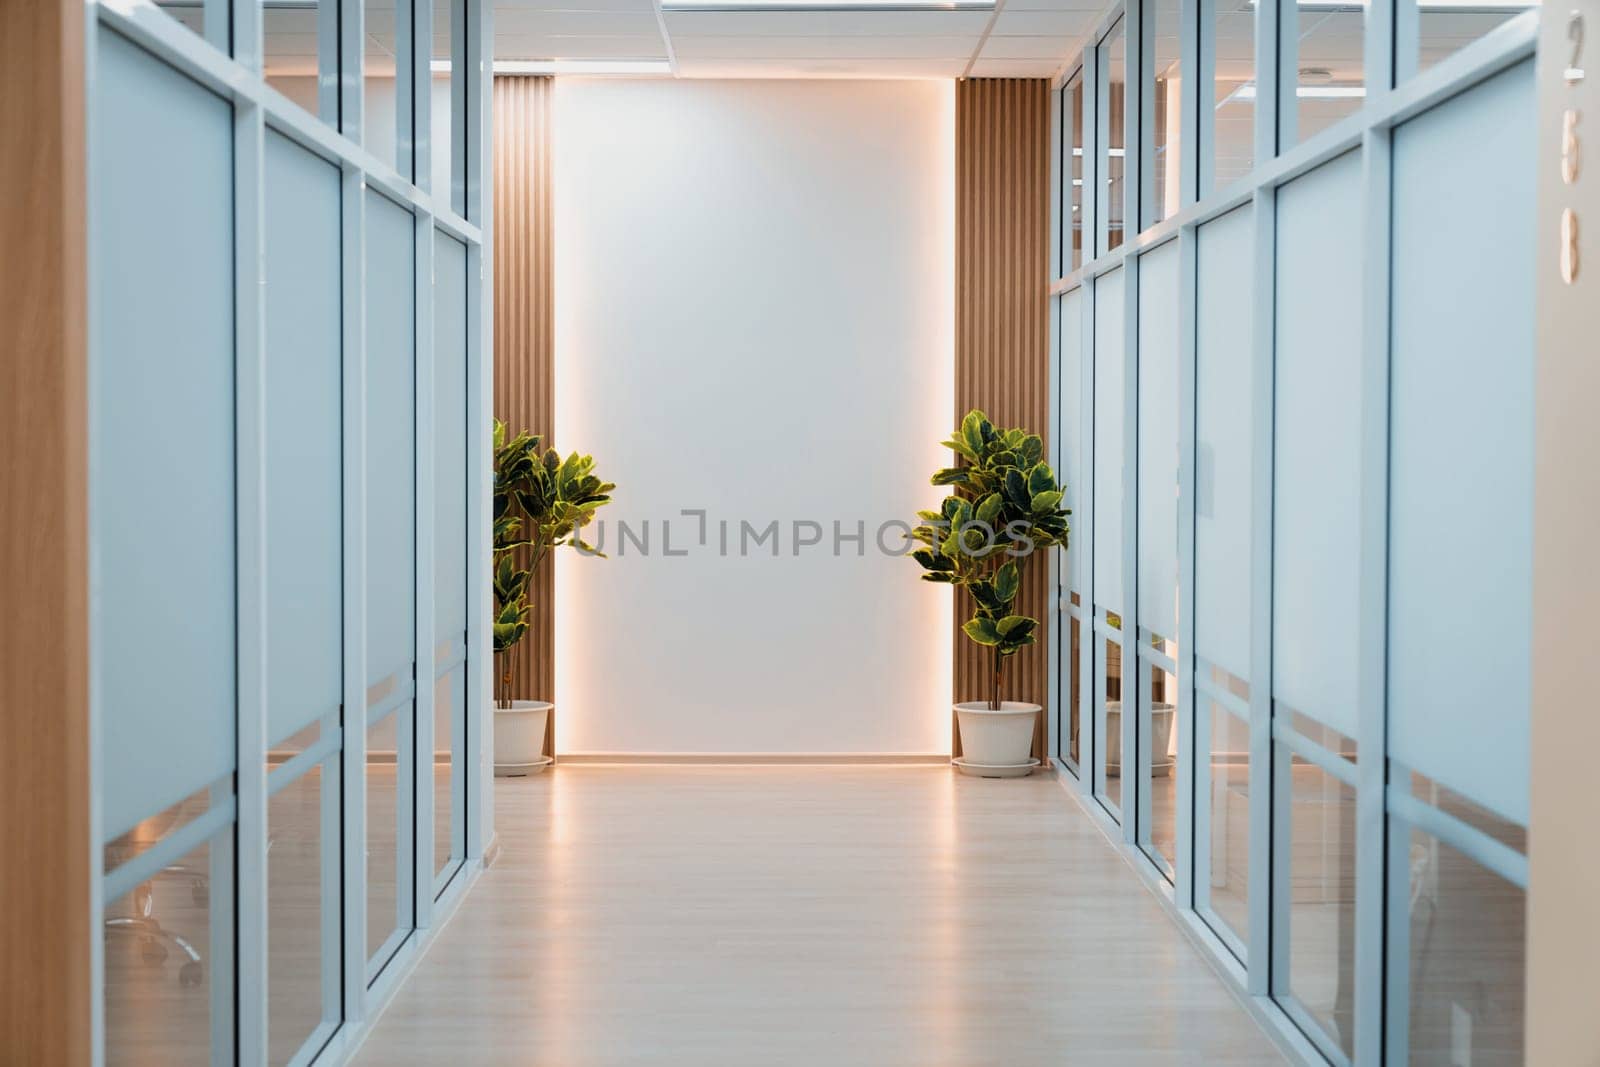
[1205,0,1255,193]
[1091,267,1127,820]
[1062,70,1086,273]
[89,1,488,1061]
[364,188,419,981]
[1134,238,1181,876]
[1048,0,1538,1057]
[1099,18,1129,253]
[1146,0,1184,224]
[263,125,346,1063]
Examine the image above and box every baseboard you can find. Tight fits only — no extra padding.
[554,751,952,766]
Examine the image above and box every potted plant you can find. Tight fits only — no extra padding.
[492,418,613,775]
[911,409,1070,776]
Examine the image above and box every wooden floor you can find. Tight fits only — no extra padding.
[355,766,1287,1066]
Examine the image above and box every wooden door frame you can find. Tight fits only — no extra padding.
[0,1,91,1061]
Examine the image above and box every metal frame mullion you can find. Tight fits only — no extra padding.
[465,0,493,858]
[1119,3,1143,833]
[1354,116,1395,1067]
[232,0,268,1060]
[1078,269,1098,798]
[1120,254,1140,841]
[1076,41,1101,799]
[414,218,438,926]
[338,159,370,1025]
[1175,221,1199,909]
[1244,182,1277,998]
[1094,30,1113,256]
[1047,84,1063,763]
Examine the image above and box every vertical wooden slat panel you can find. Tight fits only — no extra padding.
[492,75,556,755]
[953,78,1052,760]
[0,0,91,1060]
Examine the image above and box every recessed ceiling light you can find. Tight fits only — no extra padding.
[493,59,673,76]
[661,0,995,11]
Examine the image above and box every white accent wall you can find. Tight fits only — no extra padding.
[553,78,955,755]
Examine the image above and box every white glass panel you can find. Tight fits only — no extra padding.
[433,666,467,880]
[365,191,417,692]
[434,232,468,648]
[1194,207,1253,681]
[1060,289,1083,593]
[1272,150,1362,738]
[1137,240,1181,640]
[1389,62,1536,827]
[264,132,344,748]
[94,32,236,841]
[1093,267,1126,609]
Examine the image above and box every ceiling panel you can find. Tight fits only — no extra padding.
[493,0,1114,78]
[662,10,993,36]
[497,9,662,37]
[989,8,1101,35]
[497,0,656,12]
[672,34,979,59]
[498,33,670,59]
[979,33,1084,59]
[968,57,1067,76]
[676,57,970,78]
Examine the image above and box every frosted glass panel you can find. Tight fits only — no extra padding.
[1060,290,1083,593]
[434,233,468,647]
[1137,241,1181,640]
[94,31,236,841]
[1389,62,1535,827]
[264,132,344,747]
[1273,151,1362,738]
[1194,207,1253,680]
[1093,267,1126,610]
[366,192,417,691]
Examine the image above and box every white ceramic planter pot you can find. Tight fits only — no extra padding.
[954,701,1041,772]
[1103,701,1176,775]
[494,700,552,777]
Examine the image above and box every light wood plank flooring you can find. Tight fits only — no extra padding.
[355,766,1286,1065]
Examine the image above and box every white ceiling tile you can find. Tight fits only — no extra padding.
[979,33,1080,58]
[989,9,1100,35]
[676,56,969,77]
[966,57,1066,76]
[495,0,656,12]
[998,0,1115,10]
[663,10,993,36]
[672,34,978,58]
[496,33,669,59]
[496,9,662,36]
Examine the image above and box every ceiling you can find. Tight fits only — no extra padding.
[494,0,1108,79]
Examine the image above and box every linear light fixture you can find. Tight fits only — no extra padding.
[1224,83,1366,104]
[661,0,996,10]
[492,59,673,75]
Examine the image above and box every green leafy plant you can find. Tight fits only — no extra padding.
[493,418,614,708]
[910,409,1071,710]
